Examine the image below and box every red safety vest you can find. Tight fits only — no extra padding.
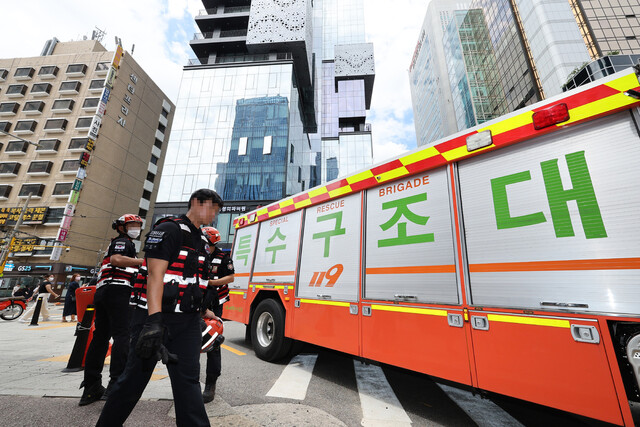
[96,237,138,289]
[130,216,209,312]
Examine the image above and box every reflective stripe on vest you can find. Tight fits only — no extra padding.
[130,217,208,312]
[96,256,138,289]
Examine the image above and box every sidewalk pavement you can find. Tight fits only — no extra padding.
[0,303,256,426]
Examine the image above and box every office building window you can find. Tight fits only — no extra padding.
[36,139,61,153]
[68,138,87,150]
[0,185,12,199]
[66,64,87,75]
[82,98,99,110]
[23,101,45,114]
[52,182,73,196]
[51,99,75,112]
[38,66,59,78]
[0,162,20,175]
[238,137,248,156]
[61,159,80,172]
[263,135,272,155]
[18,183,45,198]
[75,117,92,129]
[0,102,20,115]
[31,83,52,96]
[5,140,29,154]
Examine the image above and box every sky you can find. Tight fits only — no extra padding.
[0,0,429,165]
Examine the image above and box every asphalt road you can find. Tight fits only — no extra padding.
[212,321,634,427]
[1,303,638,426]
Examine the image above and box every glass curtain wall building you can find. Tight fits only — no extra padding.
[409,0,469,147]
[468,0,542,111]
[155,0,374,248]
[443,9,506,131]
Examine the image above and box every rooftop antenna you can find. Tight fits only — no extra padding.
[92,26,106,43]
[131,44,135,55]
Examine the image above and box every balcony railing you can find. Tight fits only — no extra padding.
[193,29,248,40]
[220,29,248,37]
[198,6,250,16]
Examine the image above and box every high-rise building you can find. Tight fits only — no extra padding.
[443,9,507,131]
[0,39,174,291]
[468,0,542,111]
[514,0,591,97]
[569,0,640,58]
[410,0,630,145]
[409,0,469,147]
[155,0,375,249]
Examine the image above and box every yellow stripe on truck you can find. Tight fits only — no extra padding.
[371,304,448,317]
[487,313,571,328]
[299,299,351,307]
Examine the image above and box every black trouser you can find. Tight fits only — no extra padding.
[84,285,132,388]
[205,305,223,384]
[97,308,210,427]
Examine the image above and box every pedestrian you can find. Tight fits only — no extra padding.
[62,273,81,322]
[96,189,223,427]
[11,283,21,297]
[201,226,234,403]
[36,275,59,321]
[79,214,143,406]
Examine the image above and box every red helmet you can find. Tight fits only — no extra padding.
[202,227,221,245]
[201,317,224,353]
[112,214,143,230]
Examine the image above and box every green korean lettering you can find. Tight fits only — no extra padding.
[235,234,252,266]
[378,193,434,248]
[491,171,547,229]
[540,150,606,239]
[265,227,287,264]
[312,212,346,257]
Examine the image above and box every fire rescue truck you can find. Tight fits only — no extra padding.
[223,66,640,425]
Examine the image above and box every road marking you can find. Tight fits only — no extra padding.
[354,361,412,427]
[266,354,318,400]
[39,354,70,362]
[437,383,524,427]
[25,323,76,330]
[221,344,246,356]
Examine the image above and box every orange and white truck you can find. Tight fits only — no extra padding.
[223,66,640,425]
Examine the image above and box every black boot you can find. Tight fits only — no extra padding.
[203,381,216,403]
[100,378,116,401]
[79,381,105,406]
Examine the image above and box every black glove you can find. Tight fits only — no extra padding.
[135,313,178,364]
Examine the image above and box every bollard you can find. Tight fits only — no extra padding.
[62,305,95,372]
[28,295,44,326]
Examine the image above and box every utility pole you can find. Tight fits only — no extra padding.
[0,194,32,275]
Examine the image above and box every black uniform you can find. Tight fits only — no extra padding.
[84,235,138,393]
[205,246,234,385]
[97,215,210,427]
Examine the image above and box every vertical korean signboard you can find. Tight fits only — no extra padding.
[365,169,459,304]
[251,211,302,283]
[297,194,361,302]
[231,224,258,289]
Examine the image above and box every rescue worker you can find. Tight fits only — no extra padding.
[201,226,234,403]
[80,214,143,406]
[96,189,223,427]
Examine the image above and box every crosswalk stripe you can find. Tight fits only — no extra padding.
[266,354,318,400]
[354,361,412,426]
[437,383,524,427]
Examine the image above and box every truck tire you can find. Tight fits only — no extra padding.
[251,299,291,361]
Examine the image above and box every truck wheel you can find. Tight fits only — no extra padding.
[1,303,24,321]
[251,299,291,361]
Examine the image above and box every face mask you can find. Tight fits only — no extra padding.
[127,228,141,239]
